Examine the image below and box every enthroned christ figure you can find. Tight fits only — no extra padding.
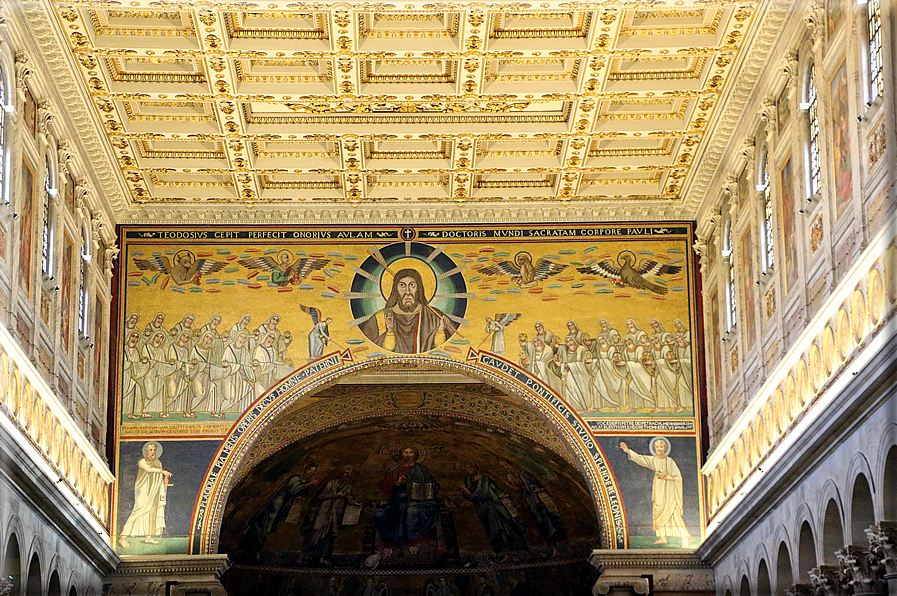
[360,268,456,354]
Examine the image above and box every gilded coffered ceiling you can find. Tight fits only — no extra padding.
[50,0,756,209]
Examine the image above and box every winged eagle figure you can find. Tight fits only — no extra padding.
[476,251,567,288]
[576,251,681,295]
[237,251,329,286]
[133,250,226,286]
[494,313,521,328]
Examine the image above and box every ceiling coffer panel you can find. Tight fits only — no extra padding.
[53,1,755,206]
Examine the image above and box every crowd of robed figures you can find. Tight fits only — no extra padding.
[508,317,694,414]
[120,311,296,419]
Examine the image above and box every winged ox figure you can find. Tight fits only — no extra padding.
[576,251,681,295]
[476,252,567,288]
[133,251,226,286]
[237,251,330,286]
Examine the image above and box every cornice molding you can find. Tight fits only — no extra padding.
[122,202,689,225]
[105,554,231,578]
[688,0,799,230]
[12,0,126,222]
[590,549,711,569]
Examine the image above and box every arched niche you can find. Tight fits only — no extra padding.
[797,521,816,583]
[850,474,876,543]
[190,357,625,558]
[25,554,40,596]
[821,498,844,564]
[757,559,772,596]
[775,541,792,595]
[740,574,752,596]
[48,570,61,596]
[2,533,21,596]
[883,445,897,520]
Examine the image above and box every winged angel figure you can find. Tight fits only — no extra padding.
[133,250,226,286]
[476,252,567,288]
[300,304,333,358]
[576,251,681,295]
[483,313,521,354]
[237,251,330,286]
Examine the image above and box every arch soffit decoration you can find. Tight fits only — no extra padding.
[845,454,877,523]
[2,516,23,561]
[190,355,625,554]
[26,535,44,578]
[235,383,580,485]
[719,575,735,596]
[752,542,771,578]
[816,480,845,536]
[875,423,897,495]
[735,560,754,595]
[773,533,794,591]
[47,553,63,587]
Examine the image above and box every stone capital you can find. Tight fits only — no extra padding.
[866,523,897,578]
[103,554,230,596]
[810,564,851,596]
[786,584,816,596]
[836,545,887,595]
[593,573,649,595]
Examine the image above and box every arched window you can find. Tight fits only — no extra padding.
[78,224,91,337]
[865,0,883,100]
[722,219,737,332]
[760,152,774,273]
[805,64,821,198]
[41,155,56,278]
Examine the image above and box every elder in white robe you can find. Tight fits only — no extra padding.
[587,337,624,410]
[118,442,172,548]
[141,331,173,415]
[556,336,592,411]
[619,438,689,546]
[530,337,562,395]
[220,331,256,413]
[122,332,150,420]
[253,333,279,397]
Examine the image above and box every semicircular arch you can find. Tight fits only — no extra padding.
[189,356,626,553]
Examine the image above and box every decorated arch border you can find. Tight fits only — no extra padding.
[188,348,627,554]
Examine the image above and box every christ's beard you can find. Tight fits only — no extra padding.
[396,295,419,312]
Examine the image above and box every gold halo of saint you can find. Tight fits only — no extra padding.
[142,440,163,458]
[649,436,672,456]
[173,250,195,266]
[379,258,438,303]
[277,250,294,264]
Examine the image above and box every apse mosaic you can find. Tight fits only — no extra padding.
[112,223,705,559]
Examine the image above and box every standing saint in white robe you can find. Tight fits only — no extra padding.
[122,331,150,420]
[118,442,172,549]
[587,337,624,410]
[220,331,256,414]
[619,438,690,546]
[556,335,592,411]
[530,337,562,395]
[253,333,279,397]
